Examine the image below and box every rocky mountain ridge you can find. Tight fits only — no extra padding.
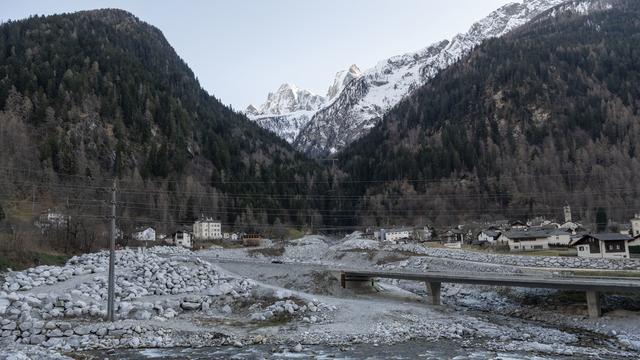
[246,65,362,144]
[248,0,568,157]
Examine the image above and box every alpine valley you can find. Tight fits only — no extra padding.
[0,0,639,235]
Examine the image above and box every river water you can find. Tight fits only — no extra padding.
[79,341,566,359]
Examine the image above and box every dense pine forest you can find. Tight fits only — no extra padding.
[1,1,640,257]
[339,0,640,226]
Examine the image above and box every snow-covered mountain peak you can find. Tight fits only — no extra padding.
[327,64,363,101]
[246,83,325,117]
[248,0,571,157]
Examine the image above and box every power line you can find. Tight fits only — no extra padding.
[4,174,637,201]
[0,164,630,186]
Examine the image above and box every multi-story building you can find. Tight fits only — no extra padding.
[193,217,222,240]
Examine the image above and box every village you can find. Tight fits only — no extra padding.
[97,206,640,262]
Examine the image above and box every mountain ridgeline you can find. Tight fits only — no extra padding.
[0,9,336,242]
[249,0,567,157]
[339,0,640,225]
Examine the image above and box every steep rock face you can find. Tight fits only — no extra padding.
[246,65,362,143]
[294,0,566,157]
[249,110,317,144]
[247,83,325,117]
[326,64,362,101]
[245,83,325,143]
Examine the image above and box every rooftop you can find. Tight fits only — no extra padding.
[588,233,633,242]
[503,229,554,240]
[481,229,501,237]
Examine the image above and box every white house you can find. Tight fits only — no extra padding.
[572,233,632,259]
[377,228,412,243]
[546,228,572,246]
[223,232,240,242]
[132,227,156,242]
[476,229,501,244]
[193,217,222,240]
[173,230,192,249]
[499,229,551,251]
[510,221,527,230]
[36,209,70,231]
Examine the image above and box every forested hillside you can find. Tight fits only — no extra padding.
[0,9,336,251]
[2,0,640,256]
[339,0,640,226]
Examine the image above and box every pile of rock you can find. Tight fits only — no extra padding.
[111,278,255,321]
[283,236,330,262]
[332,239,380,252]
[0,283,259,350]
[147,246,193,256]
[75,256,223,301]
[0,342,73,359]
[1,291,104,327]
[249,299,335,323]
[2,316,168,351]
[3,264,100,292]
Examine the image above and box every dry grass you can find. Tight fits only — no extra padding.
[0,250,70,271]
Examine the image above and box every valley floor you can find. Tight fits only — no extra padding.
[1,234,640,359]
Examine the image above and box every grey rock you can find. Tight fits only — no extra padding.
[29,334,47,345]
[47,329,63,337]
[18,321,32,331]
[57,322,72,331]
[74,325,91,335]
[180,302,201,311]
[2,322,16,331]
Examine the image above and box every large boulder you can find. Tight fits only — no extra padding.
[29,334,47,345]
[180,302,201,311]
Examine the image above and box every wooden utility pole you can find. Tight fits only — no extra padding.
[31,186,35,214]
[106,179,117,321]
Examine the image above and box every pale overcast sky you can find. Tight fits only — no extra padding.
[2,0,511,110]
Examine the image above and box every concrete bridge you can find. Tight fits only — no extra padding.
[199,256,640,319]
[339,269,640,318]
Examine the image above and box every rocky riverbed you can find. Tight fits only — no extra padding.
[1,235,640,359]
